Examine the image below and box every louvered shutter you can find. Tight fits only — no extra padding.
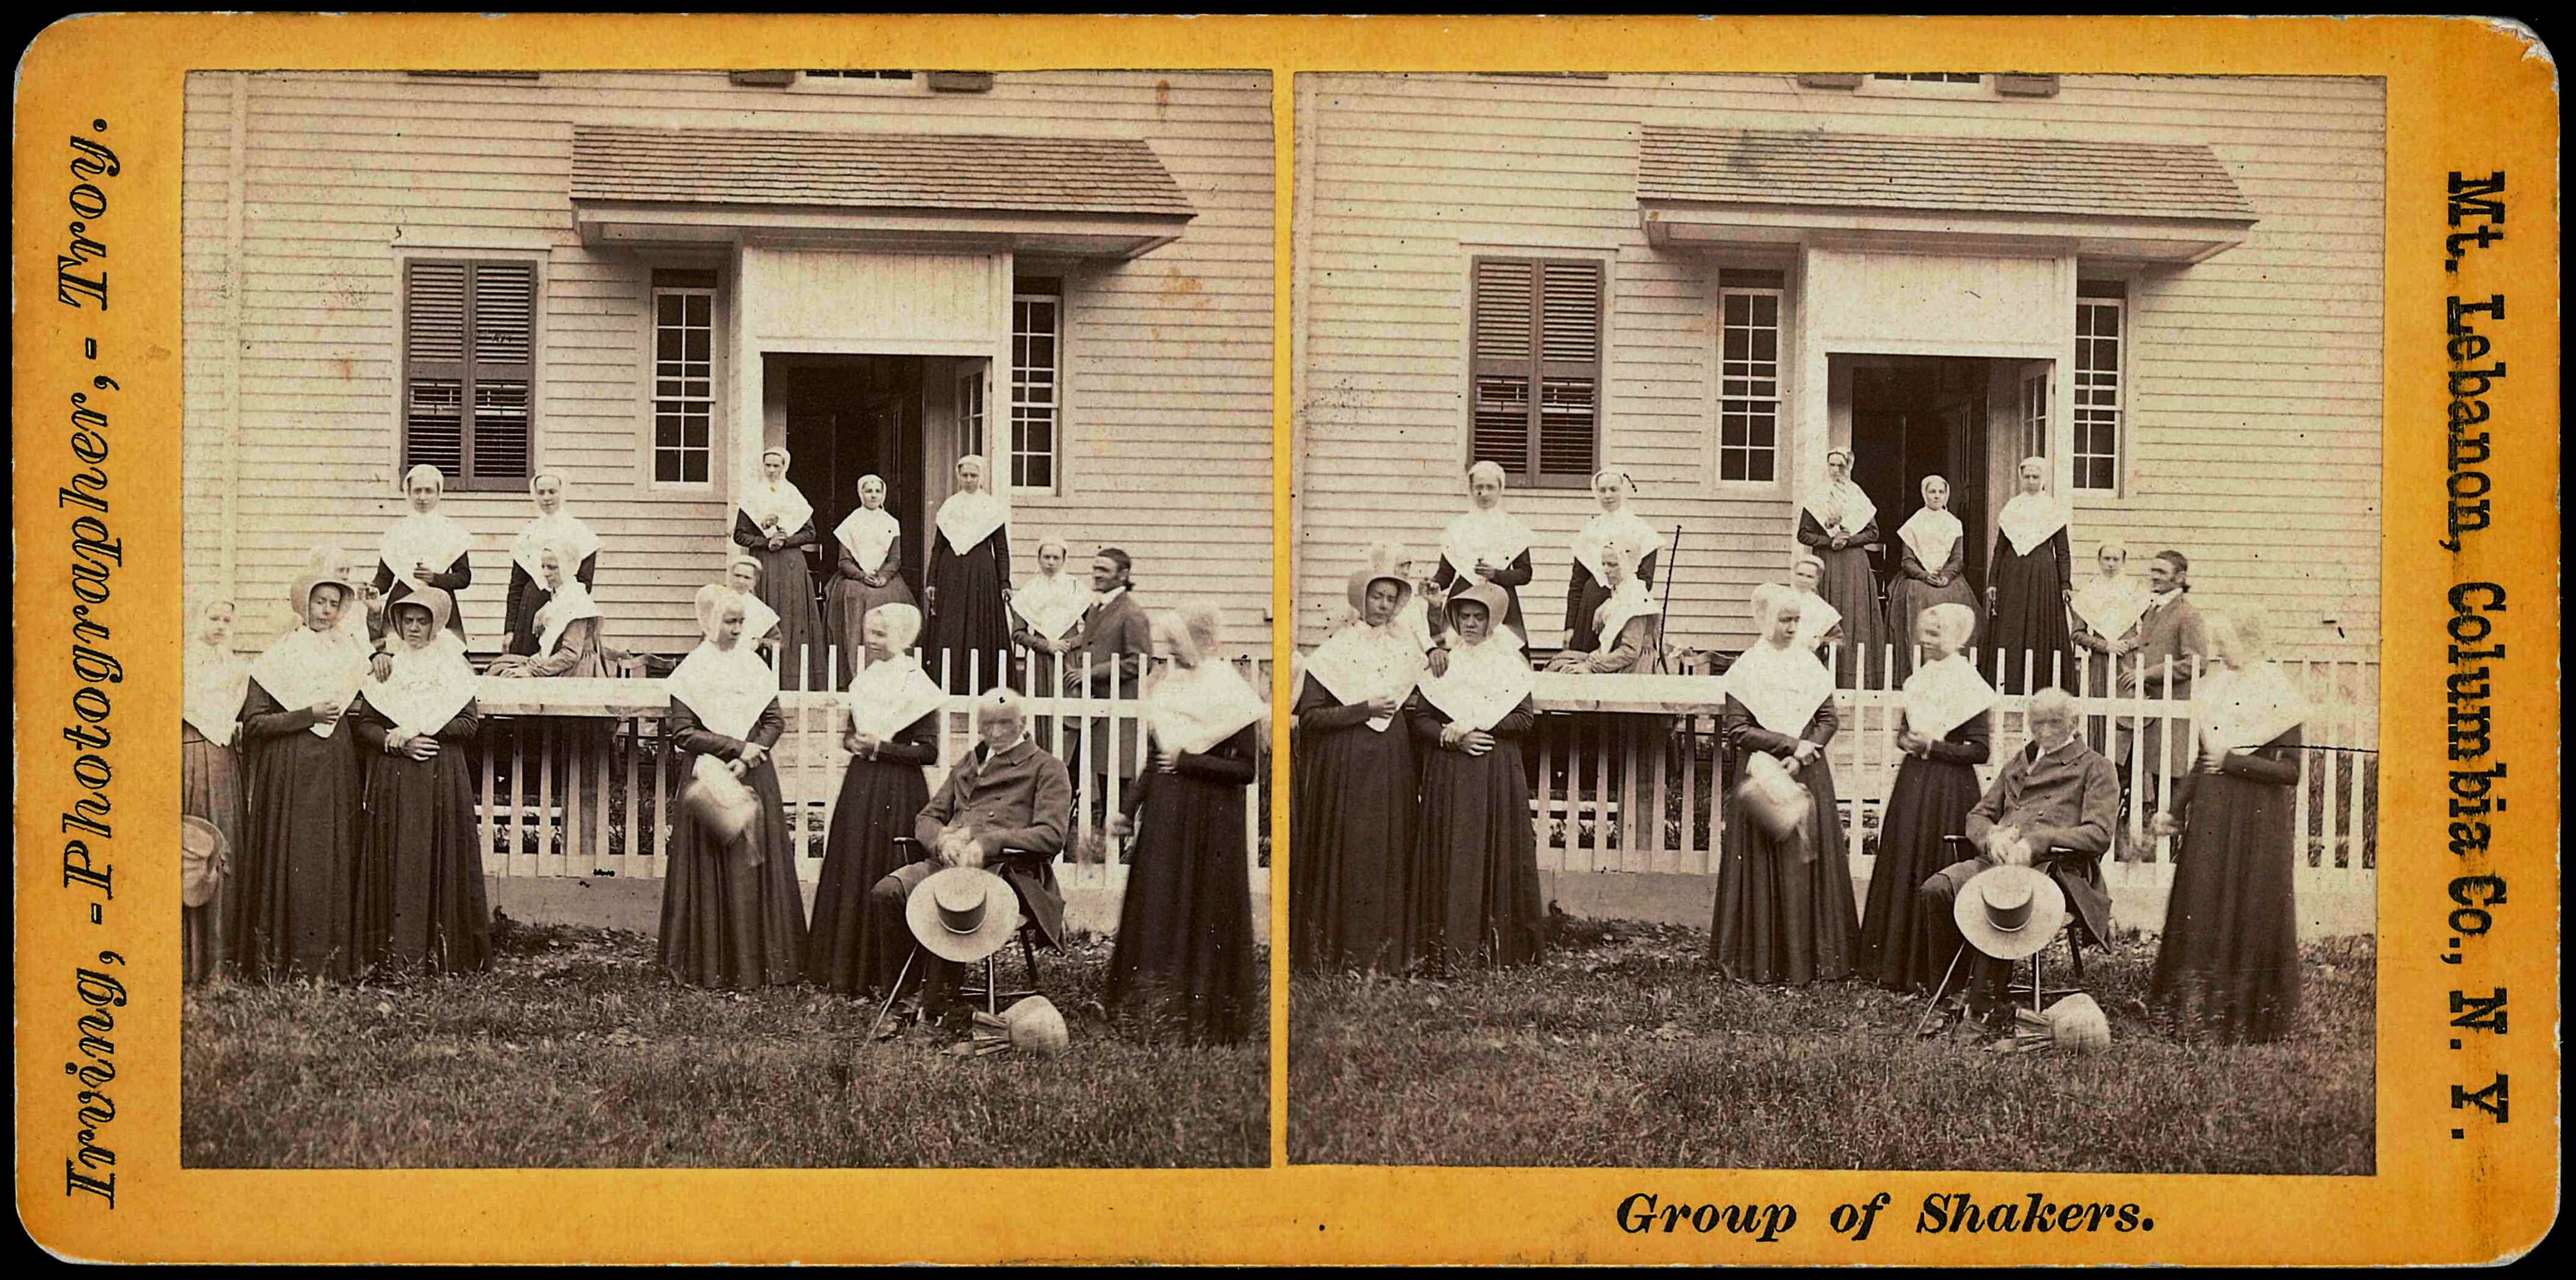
[402,259,536,488]
[1468,256,1601,485]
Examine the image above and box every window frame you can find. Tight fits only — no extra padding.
[1715,283,1786,487]
[649,280,720,488]
[1856,73,1998,99]
[396,252,545,493]
[789,70,924,95]
[1466,252,1609,490]
[1007,286,1063,497]
[2072,281,2129,496]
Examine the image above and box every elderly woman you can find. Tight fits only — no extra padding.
[1710,584,1858,986]
[1291,565,1427,974]
[183,596,251,985]
[1009,535,1091,699]
[823,474,917,686]
[1107,603,1268,1043]
[350,588,491,975]
[230,569,375,982]
[734,446,830,690]
[805,602,946,997]
[1986,456,2074,693]
[1796,448,1887,685]
[1546,540,1664,674]
[501,471,600,657]
[1857,602,1994,992]
[925,454,1015,693]
[657,584,808,989]
[1433,461,1536,651]
[487,540,606,678]
[2149,610,2310,1043]
[1884,474,1979,682]
[1565,469,1659,654]
[375,465,474,646]
[1408,580,1544,969]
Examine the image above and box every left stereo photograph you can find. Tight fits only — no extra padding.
[176,67,1275,1170]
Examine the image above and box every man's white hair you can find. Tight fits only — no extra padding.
[2028,687,2079,727]
[974,687,1026,728]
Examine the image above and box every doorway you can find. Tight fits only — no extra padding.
[773,355,930,597]
[1844,355,1992,591]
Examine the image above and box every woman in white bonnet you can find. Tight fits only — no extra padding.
[733,445,830,690]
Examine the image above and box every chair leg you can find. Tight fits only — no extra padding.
[1020,930,1041,995]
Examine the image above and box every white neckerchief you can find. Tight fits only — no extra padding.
[1901,653,1998,743]
[844,651,949,743]
[1416,636,1535,734]
[1392,594,1436,654]
[833,505,901,573]
[184,637,251,744]
[2199,661,2310,752]
[1013,570,1092,641]
[1302,619,1427,733]
[666,640,779,741]
[739,476,814,538]
[1997,491,2071,557]
[1723,637,1834,737]
[726,585,781,640]
[249,624,373,738]
[1803,479,1876,537]
[1790,590,1842,655]
[933,490,1008,555]
[1439,506,1535,579]
[1571,508,1658,587]
[532,577,604,656]
[1898,507,1964,571]
[2071,572,2154,642]
[378,510,473,595]
[1146,658,1269,757]
[510,510,601,582]
[1591,578,1660,657]
[369,638,479,739]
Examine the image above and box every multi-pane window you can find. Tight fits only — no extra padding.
[403,259,535,490]
[1009,283,1061,493]
[804,70,914,80]
[1872,73,1983,84]
[2019,365,2050,461]
[957,365,986,460]
[651,270,716,485]
[1469,256,1604,485]
[1717,274,1782,483]
[2074,283,2126,491]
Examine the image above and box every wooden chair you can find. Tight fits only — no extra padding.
[1918,834,2091,1032]
[955,845,1054,1014]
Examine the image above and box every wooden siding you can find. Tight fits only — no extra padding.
[1291,73,2384,661]
[184,70,1272,656]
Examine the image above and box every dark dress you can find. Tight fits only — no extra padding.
[501,551,599,657]
[1563,549,1658,654]
[351,694,493,974]
[822,533,919,687]
[1408,691,1544,969]
[733,510,831,692]
[1858,707,1991,991]
[656,695,809,989]
[181,724,245,986]
[375,552,471,646]
[2151,726,2305,1043]
[1432,548,1535,645]
[1289,678,1419,974]
[1988,526,2073,694]
[927,521,1013,693]
[1106,723,1262,1044]
[1710,696,1858,986]
[227,681,365,982]
[1883,536,1980,682]
[1798,510,1887,686]
[803,709,938,996]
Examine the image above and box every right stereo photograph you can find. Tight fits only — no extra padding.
[1285,70,2382,1176]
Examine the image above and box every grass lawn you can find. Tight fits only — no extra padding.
[1289,919,2374,1174]
[184,918,1267,1169]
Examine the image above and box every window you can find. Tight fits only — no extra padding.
[1469,256,1604,485]
[1008,282,1061,493]
[1717,272,1782,483]
[2019,364,2050,461]
[2073,282,2126,492]
[1872,73,1983,84]
[803,70,914,79]
[957,364,986,459]
[403,259,535,490]
[651,269,716,485]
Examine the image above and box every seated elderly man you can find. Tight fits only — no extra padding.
[869,687,1073,1032]
[1917,687,2119,1040]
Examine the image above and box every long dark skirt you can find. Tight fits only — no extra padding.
[182,728,244,986]
[1107,772,1259,1044]
[355,749,493,974]
[804,757,929,995]
[1710,756,1856,986]
[1289,718,1419,974]
[1988,540,2071,694]
[1414,740,1544,969]
[228,716,364,982]
[823,574,918,687]
[1857,755,1980,991]
[1816,546,1887,685]
[752,546,831,691]
[2151,772,2303,1043]
[1884,576,1980,682]
[657,760,809,989]
[928,535,1013,693]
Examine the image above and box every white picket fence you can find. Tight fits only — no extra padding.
[463,646,1272,897]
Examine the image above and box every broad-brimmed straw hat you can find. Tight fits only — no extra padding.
[181,815,229,909]
[969,995,1071,1057]
[1953,862,2068,962]
[906,866,1021,963]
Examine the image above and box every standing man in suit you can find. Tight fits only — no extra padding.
[1060,547,1153,823]
[2117,549,2210,822]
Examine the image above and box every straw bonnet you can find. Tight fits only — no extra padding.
[1734,750,1815,845]
[1443,579,1511,631]
[906,865,1022,964]
[286,566,357,626]
[678,754,763,855]
[1345,567,1413,612]
[180,815,228,909]
[1953,862,2069,962]
[969,995,1071,1058]
[385,585,454,636]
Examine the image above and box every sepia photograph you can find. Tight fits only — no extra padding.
[1286,70,2382,1174]
[175,65,1275,1169]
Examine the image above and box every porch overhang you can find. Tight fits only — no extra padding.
[574,200,1193,259]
